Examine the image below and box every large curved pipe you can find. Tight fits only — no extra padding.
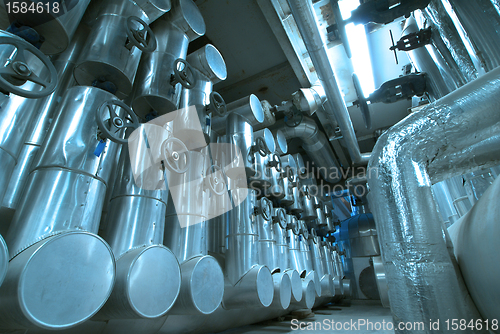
[275,117,341,183]
[367,66,500,333]
[287,0,370,165]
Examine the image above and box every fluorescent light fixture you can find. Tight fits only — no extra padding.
[338,0,375,98]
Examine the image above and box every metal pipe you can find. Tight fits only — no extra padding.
[134,0,172,22]
[177,44,227,148]
[367,66,500,333]
[404,14,458,100]
[447,176,500,323]
[74,0,151,99]
[211,94,265,135]
[446,0,500,72]
[0,26,87,232]
[422,0,479,85]
[130,0,205,117]
[0,86,122,330]
[287,0,370,165]
[275,117,341,183]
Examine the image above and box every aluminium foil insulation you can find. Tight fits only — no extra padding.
[422,0,479,85]
[367,65,500,333]
[446,0,500,72]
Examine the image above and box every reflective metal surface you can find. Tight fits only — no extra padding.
[367,65,500,331]
[0,0,91,55]
[169,255,224,315]
[131,0,205,117]
[75,0,150,99]
[212,94,264,135]
[0,232,115,330]
[5,86,121,258]
[96,245,181,319]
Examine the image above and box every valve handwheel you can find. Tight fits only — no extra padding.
[172,58,196,89]
[0,37,57,98]
[276,208,287,229]
[207,164,227,195]
[208,91,227,117]
[96,100,140,144]
[126,16,157,52]
[161,137,189,174]
[269,153,282,171]
[255,136,270,157]
[259,197,273,221]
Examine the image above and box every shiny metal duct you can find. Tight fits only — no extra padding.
[367,66,500,333]
[131,0,205,118]
[447,176,500,324]
[256,197,275,271]
[250,128,275,189]
[279,154,297,205]
[177,44,227,146]
[276,117,341,183]
[74,0,154,99]
[292,83,326,116]
[134,0,172,22]
[163,146,225,315]
[1,26,86,231]
[0,86,125,330]
[422,0,479,85]
[0,0,91,55]
[0,31,58,211]
[273,208,289,272]
[287,0,370,165]
[97,142,181,319]
[211,94,265,135]
[404,14,458,100]
[446,0,500,72]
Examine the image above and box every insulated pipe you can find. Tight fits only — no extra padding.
[176,44,227,148]
[275,117,341,183]
[211,94,265,135]
[96,144,182,319]
[134,0,172,22]
[249,128,275,189]
[130,0,206,117]
[446,0,500,72]
[367,66,500,333]
[74,0,152,99]
[0,86,121,330]
[0,0,91,55]
[0,26,86,232]
[421,1,479,85]
[223,187,274,309]
[287,0,370,165]
[292,83,326,116]
[404,15,458,100]
[447,176,500,323]
[0,32,58,210]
